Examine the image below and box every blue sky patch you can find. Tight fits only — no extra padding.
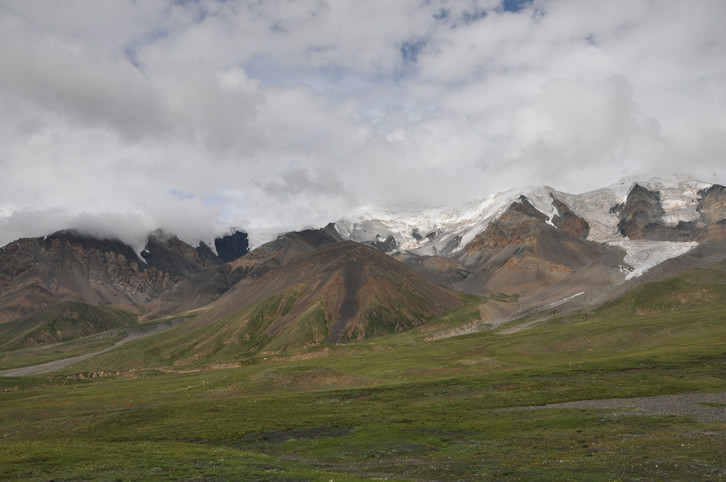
[500,0,534,13]
[171,189,195,200]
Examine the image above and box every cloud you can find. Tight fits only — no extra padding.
[0,8,170,142]
[259,166,348,202]
[0,0,724,248]
[0,208,154,254]
[506,76,648,177]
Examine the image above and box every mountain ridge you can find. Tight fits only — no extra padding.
[0,173,723,353]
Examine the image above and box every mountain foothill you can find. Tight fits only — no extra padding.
[0,176,724,361]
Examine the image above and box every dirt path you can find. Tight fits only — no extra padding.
[0,320,182,377]
[507,392,726,422]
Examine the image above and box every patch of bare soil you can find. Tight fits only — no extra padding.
[507,392,726,422]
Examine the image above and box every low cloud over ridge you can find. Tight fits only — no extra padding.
[1,0,724,247]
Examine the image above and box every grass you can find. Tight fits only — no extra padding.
[0,264,724,481]
[1,355,723,481]
[0,301,137,351]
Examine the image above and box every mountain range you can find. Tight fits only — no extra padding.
[0,174,724,362]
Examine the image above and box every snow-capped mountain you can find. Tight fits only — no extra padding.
[335,185,563,257]
[334,174,724,281]
[0,173,723,352]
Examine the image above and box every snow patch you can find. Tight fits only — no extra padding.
[204,241,218,256]
[522,185,558,219]
[545,291,585,309]
[335,174,715,280]
[610,239,699,280]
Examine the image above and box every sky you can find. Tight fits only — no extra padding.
[1,0,724,249]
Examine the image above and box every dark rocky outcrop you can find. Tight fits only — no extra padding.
[196,241,220,264]
[214,230,250,262]
[614,184,665,239]
[141,230,222,280]
[365,234,398,253]
[440,234,463,255]
[458,196,613,269]
[0,229,244,326]
[613,183,726,242]
[697,184,726,225]
[550,195,589,238]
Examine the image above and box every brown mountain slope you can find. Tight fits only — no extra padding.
[143,228,342,319]
[0,231,176,324]
[447,196,626,312]
[172,241,462,358]
[140,229,223,278]
[228,227,341,279]
[0,229,234,326]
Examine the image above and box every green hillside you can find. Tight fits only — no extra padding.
[0,301,137,350]
[0,264,724,481]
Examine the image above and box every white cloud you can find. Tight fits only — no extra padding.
[1,0,724,248]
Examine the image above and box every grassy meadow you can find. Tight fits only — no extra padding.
[0,264,724,481]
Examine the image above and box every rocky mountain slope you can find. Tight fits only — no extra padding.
[336,175,723,262]
[128,241,464,363]
[334,175,725,316]
[144,227,340,318]
[0,174,723,353]
[0,229,249,326]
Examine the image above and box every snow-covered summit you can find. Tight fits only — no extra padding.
[335,187,519,256]
[560,174,711,243]
[335,183,581,257]
[334,174,720,279]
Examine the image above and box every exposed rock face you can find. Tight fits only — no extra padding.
[321,222,345,241]
[440,234,463,255]
[196,242,220,264]
[365,234,398,253]
[214,230,250,262]
[0,231,175,324]
[0,229,248,325]
[144,264,243,319]
[458,196,549,257]
[612,183,726,242]
[451,195,625,307]
[141,230,222,279]
[614,184,666,239]
[550,195,589,238]
[458,196,614,269]
[698,185,726,225]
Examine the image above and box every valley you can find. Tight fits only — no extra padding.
[0,175,724,481]
[0,318,182,377]
[1,261,724,481]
